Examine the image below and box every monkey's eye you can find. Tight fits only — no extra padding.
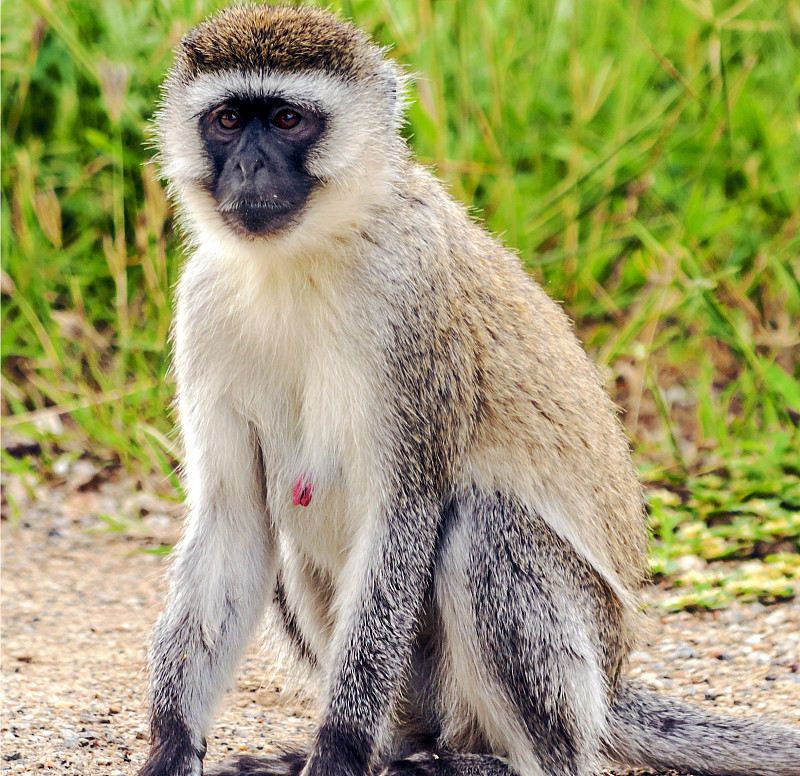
[217,109,241,130]
[272,108,302,130]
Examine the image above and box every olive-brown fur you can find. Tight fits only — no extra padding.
[175,5,381,81]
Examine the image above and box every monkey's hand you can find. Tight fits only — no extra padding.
[136,737,205,776]
[300,747,361,776]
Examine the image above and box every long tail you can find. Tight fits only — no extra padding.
[604,680,800,776]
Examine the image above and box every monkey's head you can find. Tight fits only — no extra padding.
[155,4,407,247]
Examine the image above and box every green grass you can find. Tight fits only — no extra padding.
[2,0,799,606]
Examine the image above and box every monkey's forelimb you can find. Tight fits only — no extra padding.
[604,680,800,776]
[140,403,277,776]
[300,486,444,776]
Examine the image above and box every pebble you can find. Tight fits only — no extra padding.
[765,609,787,626]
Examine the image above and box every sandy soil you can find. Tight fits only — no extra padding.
[2,473,799,776]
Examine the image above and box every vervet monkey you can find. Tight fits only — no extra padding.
[139,5,800,776]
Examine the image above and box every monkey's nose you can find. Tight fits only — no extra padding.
[236,151,266,182]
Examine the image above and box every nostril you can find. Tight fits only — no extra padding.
[238,155,265,181]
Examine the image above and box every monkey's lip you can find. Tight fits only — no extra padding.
[218,198,296,214]
[217,199,300,236]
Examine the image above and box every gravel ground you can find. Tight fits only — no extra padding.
[2,473,799,776]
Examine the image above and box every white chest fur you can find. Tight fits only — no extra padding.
[180,248,379,579]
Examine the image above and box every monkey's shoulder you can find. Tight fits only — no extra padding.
[354,164,604,391]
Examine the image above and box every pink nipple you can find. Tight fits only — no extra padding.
[292,476,314,507]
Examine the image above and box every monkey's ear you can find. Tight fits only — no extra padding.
[388,75,399,109]
[385,66,411,123]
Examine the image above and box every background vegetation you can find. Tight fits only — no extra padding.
[2,0,799,608]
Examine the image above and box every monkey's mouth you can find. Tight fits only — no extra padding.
[217,197,302,236]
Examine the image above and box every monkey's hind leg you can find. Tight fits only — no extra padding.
[434,487,617,776]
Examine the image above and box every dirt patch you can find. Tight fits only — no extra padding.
[2,477,798,775]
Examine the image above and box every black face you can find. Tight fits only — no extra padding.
[200,97,325,236]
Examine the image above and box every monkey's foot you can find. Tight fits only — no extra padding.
[206,750,308,776]
[381,753,512,776]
